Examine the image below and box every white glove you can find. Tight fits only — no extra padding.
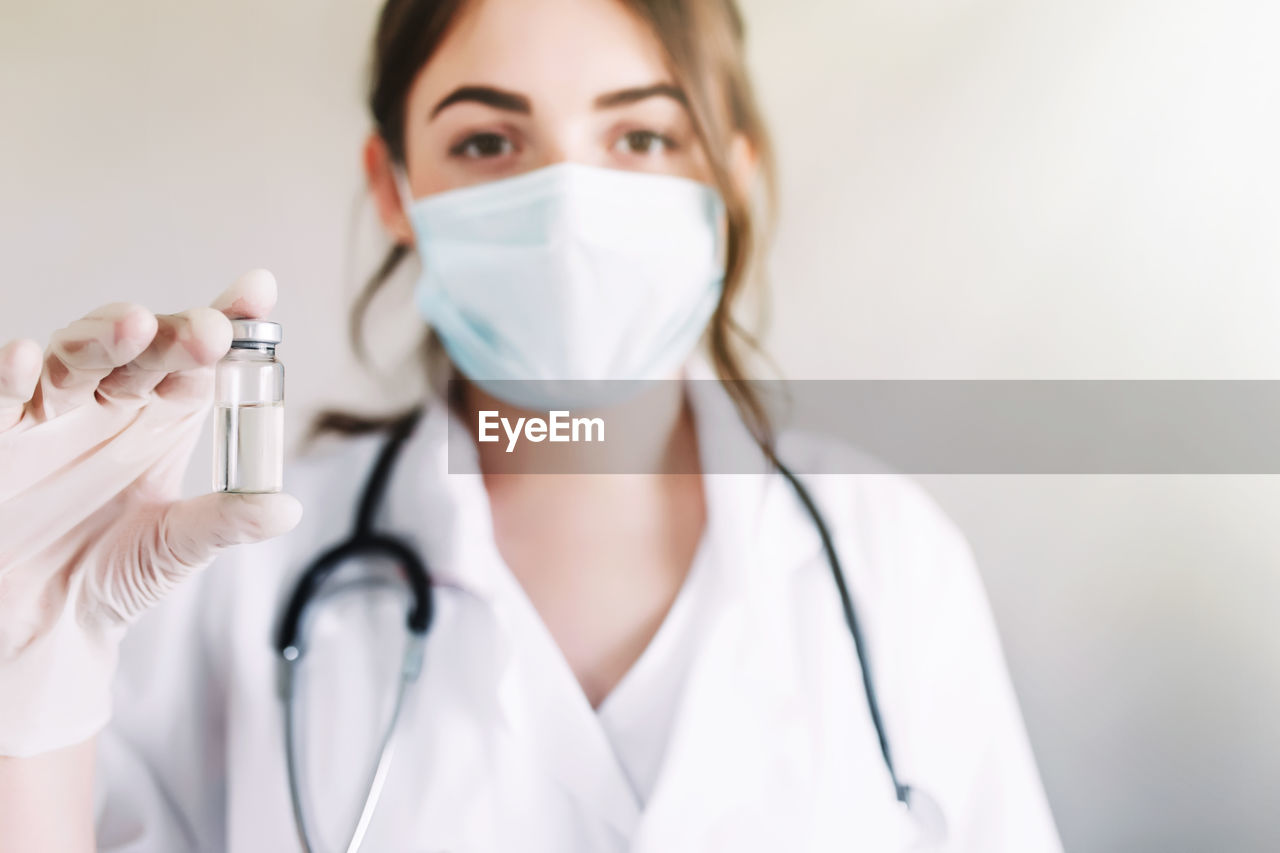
[0,269,303,757]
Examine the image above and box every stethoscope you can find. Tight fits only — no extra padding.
[274,404,945,852]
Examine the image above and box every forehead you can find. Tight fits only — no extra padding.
[410,0,674,109]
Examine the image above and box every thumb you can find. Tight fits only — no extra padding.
[161,492,304,570]
[84,492,303,627]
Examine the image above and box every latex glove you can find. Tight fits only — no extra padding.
[0,270,303,757]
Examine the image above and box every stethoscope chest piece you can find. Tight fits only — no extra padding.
[901,784,949,848]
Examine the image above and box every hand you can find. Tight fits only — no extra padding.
[0,269,303,757]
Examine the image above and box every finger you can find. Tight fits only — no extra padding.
[144,269,277,405]
[92,492,304,624]
[0,338,42,431]
[211,268,278,320]
[99,264,277,407]
[96,308,231,404]
[151,363,215,404]
[161,491,304,572]
[29,304,158,421]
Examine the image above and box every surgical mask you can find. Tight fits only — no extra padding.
[396,163,726,410]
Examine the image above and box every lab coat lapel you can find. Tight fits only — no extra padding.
[383,399,519,734]
[384,401,505,601]
[494,590,643,844]
[388,400,640,843]
[632,473,823,851]
[631,378,827,851]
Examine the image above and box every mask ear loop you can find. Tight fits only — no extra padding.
[390,163,423,259]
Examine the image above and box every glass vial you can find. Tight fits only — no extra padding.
[214,319,284,494]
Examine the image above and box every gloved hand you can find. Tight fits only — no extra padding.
[0,269,303,757]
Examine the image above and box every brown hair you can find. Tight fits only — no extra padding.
[308,0,777,448]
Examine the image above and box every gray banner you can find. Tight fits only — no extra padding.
[445,380,1280,474]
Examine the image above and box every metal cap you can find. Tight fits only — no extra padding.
[230,319,282,345]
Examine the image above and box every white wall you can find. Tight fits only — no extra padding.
[3,1,1278,849]
[741,2,1280,849]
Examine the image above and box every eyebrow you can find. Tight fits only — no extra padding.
[594,83,687,109]
[430,82,688,120]
[431,85,532,119]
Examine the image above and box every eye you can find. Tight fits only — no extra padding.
[450,132,516,159]
[614,129,677,156]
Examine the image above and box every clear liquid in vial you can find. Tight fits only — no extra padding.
[214,402,284,493]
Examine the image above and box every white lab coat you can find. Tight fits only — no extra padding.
[92,376,1061,852]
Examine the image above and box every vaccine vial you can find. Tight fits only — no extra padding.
[214,319,284,493]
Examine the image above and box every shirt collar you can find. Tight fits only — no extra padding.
[684,356,827,598]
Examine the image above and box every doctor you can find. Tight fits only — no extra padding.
[0,0,1062,850]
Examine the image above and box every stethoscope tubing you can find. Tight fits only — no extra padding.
[275,403,919,851]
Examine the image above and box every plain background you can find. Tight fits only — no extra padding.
[3,0,1279,849]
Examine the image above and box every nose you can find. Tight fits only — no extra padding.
[527,116,610,172]
[535,136,573,170]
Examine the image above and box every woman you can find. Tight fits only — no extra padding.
[0,0,1061,849]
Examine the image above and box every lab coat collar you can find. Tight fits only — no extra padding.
[381,397,531,775]
[684,354,828,590]
[382,397,507,602]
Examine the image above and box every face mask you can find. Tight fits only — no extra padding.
[397,163,726,410]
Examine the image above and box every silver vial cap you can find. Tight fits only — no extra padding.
[230,319,282,345]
